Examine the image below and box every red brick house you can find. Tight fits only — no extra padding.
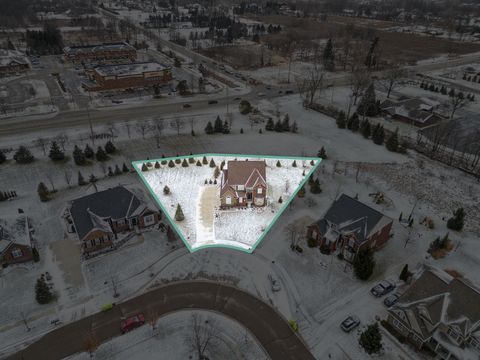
[220,160,267,208]
[63,42,136,64]
[66,186,161,254]
[0,216,33,266]
[307,194,393,261]
[84,62,172,91]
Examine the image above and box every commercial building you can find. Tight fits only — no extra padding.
[63,42,136,64]
[0,50,30,77]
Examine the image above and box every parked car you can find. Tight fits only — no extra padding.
[121,314,145,334]
[370,280,396,297]
[340,316,360,332]
[208,100,218,104]
[285,90,294,94]
[182,103,191,108]
[111,99,123,104]
[268,274,281,292]
[383,293,400,307]
[233,97,241,101]
[258,93,265,97]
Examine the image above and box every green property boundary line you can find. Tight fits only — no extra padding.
[132,153,322,254]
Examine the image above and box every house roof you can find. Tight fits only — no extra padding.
[381,98,441,124]
[69,186,144,240]
[0,49,29,68]
[63,42,135,56]
[0,215,31,254]
[390,267,480,341]
[313,194,391,244]
[220,160,266,197]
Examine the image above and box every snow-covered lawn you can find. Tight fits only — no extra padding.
[134,155,319,252]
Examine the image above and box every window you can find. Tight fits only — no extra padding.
[258,188,263,194]
[117,219,125,226]
[239,197,243,203]
[447,327,462,342]
[11,248,23,258]
[237,185,244,191]
[312,230,318,239]
[226,196,232,205]
[144,214,155,226]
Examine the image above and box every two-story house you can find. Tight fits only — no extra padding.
[66,186,161,254]
[306,194,393,261]
[387,267,480,360]
[0,215,34,267]
[220,160,267,208]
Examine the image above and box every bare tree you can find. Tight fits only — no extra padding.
[104,122,117,141]
[64,169,73,188]
[35,137,48,156]
[152,117,165,148]
[170,117,185,136]
[83,331,100,358]
[46,174,56,192]
[347,69,371,118]
[124,123,132,139]
[285,222,300,249]
[380,65,407,98]
[296,62,325,107]
[187,314,220,360]
[55,133,69,152]
[449,92,467,119]
[20,311,31,332]
[147,308,159,332]
[135,120,150,139]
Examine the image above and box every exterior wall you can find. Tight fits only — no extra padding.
[387,313,426,349]
[220,189,238,208]
[367,221,393,249]
[87,68,172,91]
[0,63,30,77]
[82,229,114,253]
[138,210,161,228]
[386,113,441,128]
[252,184,267,206]
[1,244,33,265]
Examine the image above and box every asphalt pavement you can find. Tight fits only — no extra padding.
[6,281,315,360]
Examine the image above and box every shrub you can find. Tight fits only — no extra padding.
[14,146,34,164]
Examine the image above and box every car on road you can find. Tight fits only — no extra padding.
[208,100,218,104]
[340,316,360,332]
[111,99,123,104]
[233,97,241,101]
[268,274,281,292]
[258,93,265,97]
[265,86,271,90]
[121,313,145,334]
[371,280,396,297]
[182,103,191,108]
[383,293,400,307]
[285,90,294,94]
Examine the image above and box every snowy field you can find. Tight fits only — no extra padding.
[134,155,318,252]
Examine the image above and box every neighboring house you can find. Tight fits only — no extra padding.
[381,98,444,128]
[307,194,393,261]
[0,216,33,266]
[0,49,30,77]
[84,62,172,91]
[387,267,480,360]
[66,186,160,254]
[220,160,267,208]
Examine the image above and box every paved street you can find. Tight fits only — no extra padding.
[6,281,315,360]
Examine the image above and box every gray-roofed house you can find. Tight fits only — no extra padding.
[0,215,34,266]
[66,186,160,254]
[387,267,480,360]
[306,194,393,261]
[0,49,30,77]
[380,97,444,128]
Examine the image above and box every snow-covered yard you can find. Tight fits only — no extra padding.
[133,155,319,252]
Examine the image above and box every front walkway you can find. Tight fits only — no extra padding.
[195,186,219,245]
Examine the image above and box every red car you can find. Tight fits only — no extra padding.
[121,313,145,334]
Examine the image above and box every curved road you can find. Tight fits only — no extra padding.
[6,281,315,360]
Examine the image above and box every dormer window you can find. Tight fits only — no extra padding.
[237,185,244,191]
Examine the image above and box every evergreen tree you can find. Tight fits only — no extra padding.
[361,119,371,138]
[357,83,378,117]
[142,163,148,171]
[14,146,34,164]
[204,121,214,134]
[372,124,385,145]
[265,118,274,131]
[32,247,40,262]
[276,160,281,167]
[35,276,53,304]
[290,121,298,133]
[297,186,306,198]
[105,140,116,154]
[274,119,283,132]
[209,159,216,167]
[399,264,410,281]
[318,147,327,159]
[95,146,108,161]
[336,111,346,129]
[196,160,202,166]
[114,164,122,175]
[214,166,220,178]
[84,144,94,158]
[189,157,195,164]
[353,249,375,280]
[78,171,86,185]
[222,120,230,134]
[174,204,185,221]
[323,38,335,71]
[37,182,50,202]
[89,174,97,183]
[72,145,86,165]
[168,160,175,167]
[359,323,382,354]
[182,159,188,167]
[347,112,358,130]
[154,161,160,169]
[49,141,65,161]
[282,114,290,131]
[163,185,170,195]
[350,114,360,132]
[310,178,322,194]
[202,156,208,165]
[386,128,399,152]
[292,160,297,167]
[107,166,114,176]
[447,208,465,231]
[278,196,283,203]
[214,116,223,133]
[122,163,129,172]
[0,151,6,164]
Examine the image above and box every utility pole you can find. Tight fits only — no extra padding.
[87,91,95,146]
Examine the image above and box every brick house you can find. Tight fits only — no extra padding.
[380,98,444,128]
[66,186,161,254]
[0,216,33,266]
[63,42,136,64]
[387,267,480,360]
[84,62,172,91]
[220,160,267,208]
[307,194,393,261]
[0,49,30,77]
